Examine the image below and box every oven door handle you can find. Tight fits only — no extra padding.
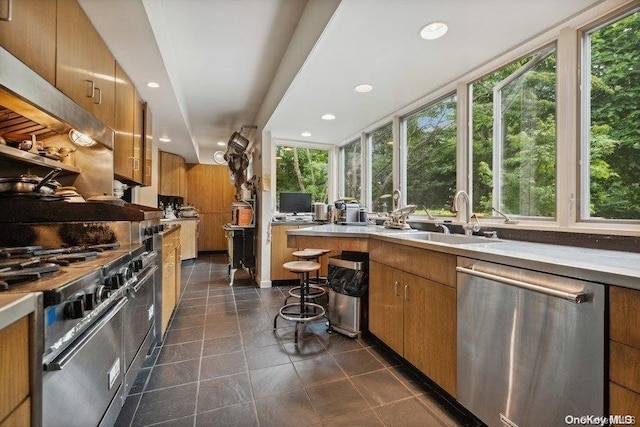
[132,265,157,293]
[44,298,128,371]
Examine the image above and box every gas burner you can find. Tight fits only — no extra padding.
[0,262,60,286]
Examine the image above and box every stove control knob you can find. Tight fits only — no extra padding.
[64,298,85,319]
[117,272,127,286]
[84,293,95,310]
[95,285,110,303]
[145,227,153,236]
[133,260,143,272]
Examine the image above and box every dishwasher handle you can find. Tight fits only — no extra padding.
[456,266,590,304]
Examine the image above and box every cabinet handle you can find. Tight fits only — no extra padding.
[0,0,13,21]
[145,165,151,177]
[394,281,399,296]
[93,87,102,105]
[133,158,140,171]
[404,284,409,300]
[84,80,95,98]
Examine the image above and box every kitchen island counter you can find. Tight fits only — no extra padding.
[287,224,640,289]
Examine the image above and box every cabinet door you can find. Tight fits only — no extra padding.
[132,91,144,183]
[186,164,234,213]
[90,26,115,129]
[404,272,457,397]
[0,316,30,423]
[113,62,134,180]
[142,103,153,186]
[270,225,300,280]
[0,0,56,84]
[369,261,403,355]
[56,0,93,111]
[161,234,177,337]
[197,213,228,251]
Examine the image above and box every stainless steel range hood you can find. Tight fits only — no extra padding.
[0,46,113,149]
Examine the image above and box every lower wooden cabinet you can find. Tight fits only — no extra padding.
[369,254,457,397]
[610,286,640,417]
[160,228,180,337]
[162,219,199,261]
[271,225,301,281]
[0,316,30,426]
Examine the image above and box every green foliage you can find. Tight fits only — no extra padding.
[275,146,328,205]
[588,10,640,219]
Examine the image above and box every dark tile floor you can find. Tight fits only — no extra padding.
[115,253,471,427]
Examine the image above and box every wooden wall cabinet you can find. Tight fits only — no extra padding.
[0,0,57,85]
[56,0,115,129]
[369,241,457,397]
[609,286,640,417]
[185,164,235,251]
[159,151,186,197]
[113,62,144,184]
[142,103,153,186]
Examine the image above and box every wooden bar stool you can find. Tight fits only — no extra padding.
[285,249,327,304]
[273,260,331,345]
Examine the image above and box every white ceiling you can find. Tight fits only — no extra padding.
[79,0,607,164]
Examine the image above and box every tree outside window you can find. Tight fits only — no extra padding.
[341,139,361,201]
[369,124,393,213]
[404,94,457,215]
[584,9,640,220]
[471,48,557,218]
[275,145,328,206]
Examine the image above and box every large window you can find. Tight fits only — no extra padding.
[471,46,557,218]
[404,94,457,215]
[275,145,328,207]
[369,124,393,212]
[582,9,640,220]
[341,138,361,202]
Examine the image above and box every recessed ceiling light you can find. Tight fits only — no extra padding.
[217,141,226,146]
[321,113,336,121]
[301,131,312,137]
[354,84,373,93]
[419,21,448,40]
[159,137,171,143]
[147,82,160,88]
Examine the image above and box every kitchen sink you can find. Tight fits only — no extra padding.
[400,232,502,245]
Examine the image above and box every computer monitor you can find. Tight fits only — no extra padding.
[279,192,312,215]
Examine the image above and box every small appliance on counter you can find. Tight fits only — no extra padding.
[334,200,368,225]
[312,202,330,222]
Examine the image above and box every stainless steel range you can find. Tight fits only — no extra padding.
[0,208,161,427]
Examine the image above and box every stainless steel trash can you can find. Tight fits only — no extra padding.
[327,253,368,337]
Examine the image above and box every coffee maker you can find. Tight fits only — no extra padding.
[334,200,365,224]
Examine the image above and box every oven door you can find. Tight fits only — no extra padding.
[43,298,127,427]
[123,264,157,395]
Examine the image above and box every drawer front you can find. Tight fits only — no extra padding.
[610,382,640,419]
[610,286,640,348]
[611,341,640,394]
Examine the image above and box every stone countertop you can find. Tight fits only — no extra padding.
[0,292,41,330]
[287,224,640,289]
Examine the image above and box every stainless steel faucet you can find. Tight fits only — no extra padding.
[453,190,480,236]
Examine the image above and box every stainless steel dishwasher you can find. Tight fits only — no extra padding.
[456,257,604,427]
